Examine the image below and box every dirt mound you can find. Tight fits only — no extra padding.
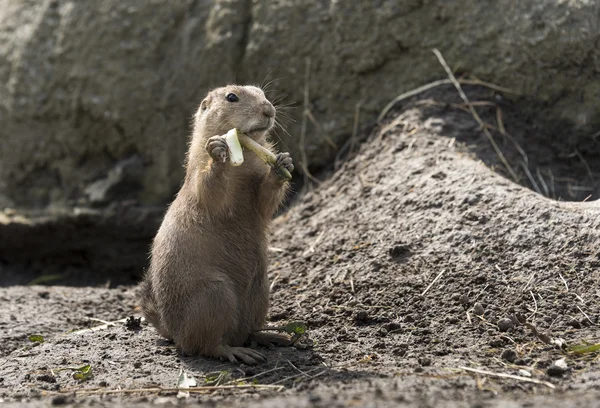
[1,93,599,406]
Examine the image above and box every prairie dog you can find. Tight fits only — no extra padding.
[139,85,293,364]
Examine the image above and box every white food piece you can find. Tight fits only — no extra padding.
[225,128,244,166]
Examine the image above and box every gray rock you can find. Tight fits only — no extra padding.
[546,364,567,377]
[1,0,598,207]
[497,317,515,332]
[473,302,485,316]
[501,349,518,363]
[84,155,144,205]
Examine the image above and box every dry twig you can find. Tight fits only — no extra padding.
[528,291,538,319]
[536,167,550,197]
[432,49,519,182]
[70,318,129,335]
[575,149,594,181]
[521,272,536,293]
[298,57,321,187]
[421,269,446,296]
[48,384,284,396]
[458,366,555,389]
[302,231,325,256]
[377,78,519,122]
[520,162,542,195]
[271,367,326,385]
[349,101,362,156]
[577,305,594,325]
[558,271,569,291]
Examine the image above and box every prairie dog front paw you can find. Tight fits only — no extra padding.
[206,136,229,163]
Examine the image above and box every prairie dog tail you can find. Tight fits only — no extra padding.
[138,277,169,339]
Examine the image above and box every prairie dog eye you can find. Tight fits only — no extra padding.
[226,93,239,103]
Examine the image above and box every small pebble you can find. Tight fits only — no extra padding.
[554,358,568,370]
[546,364,566,377]
[497,317,515,332]
[501,349,517,363]
[473,274,486,284]
[51,396,68,405]
[458,294,469,305]
[473,302,485,316]
[384,322,402,331]
[37,374,57,383]
[308,394,321,403]
[489,337,505,347]
[568,319,581,329]
[125,315,143,331]
[389,244,410,260]
[518,369,531,377]
[355,310,369,322]
[418,357,432,367]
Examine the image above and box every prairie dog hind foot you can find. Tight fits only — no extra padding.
[214,344,267,365]
[250,331,292,348]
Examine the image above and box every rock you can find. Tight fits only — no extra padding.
[84,155,144,205]
[473,302,485,316]
[518,369,531,377]
[418,357,432,367]
[355,310,370,323]
[389,244,411,262]
[308,394,322,403]
[501,349,518,363]
[546,364,567,377]
[497,317,515,332]
[125,316,143,331]
[51,396,69,405]
[489,337,505,348]
[568,318,582,329]
[383,322,402,331]
[553,358,568,370]
[1,0,599,207]
[36,374,56,383]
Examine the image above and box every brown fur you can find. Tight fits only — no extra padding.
[139,85,291,363]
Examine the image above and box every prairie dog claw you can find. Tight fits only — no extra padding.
[215,345,267,365]
[275,152,294,173]
[206,136,229,163]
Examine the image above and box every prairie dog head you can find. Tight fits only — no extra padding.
[195,85,276,140]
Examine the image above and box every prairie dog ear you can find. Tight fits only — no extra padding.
[200,94,212,111]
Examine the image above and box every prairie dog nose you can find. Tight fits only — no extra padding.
[262,102,275,118]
